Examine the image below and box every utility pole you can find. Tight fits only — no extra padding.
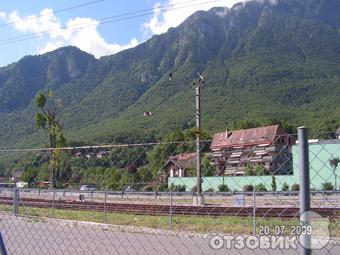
[193,73,205,206]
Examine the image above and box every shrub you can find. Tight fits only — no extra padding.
[245,165,255,176]
[255,165,267,176]
[291,184,300,191]
[169,183,186,192]
[143,185,153,192]
[254,183,267,192]
[281,182,289,192]
[218,183,230,192]
[322,182,334,191]
[155,183,168,192]
[243,184,254,192]
[205,188,215,192]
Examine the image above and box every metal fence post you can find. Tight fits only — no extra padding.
[13,188,19,216]
[0,232,8,255]
[104,191,107,224]
[298,126,311,255]
[51,189,56,218]
[169,190,173,230]
[253,190,256,235]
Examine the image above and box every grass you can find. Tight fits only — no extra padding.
[0,205,339,237]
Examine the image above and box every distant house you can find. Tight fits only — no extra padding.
[160,153,197,182]
[210,125,294,176]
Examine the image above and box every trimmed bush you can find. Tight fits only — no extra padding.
[291,184,299,191]
[322,182,334,191]
[218,183,230,192]
[243,184,254,192]
[205,188,215,192]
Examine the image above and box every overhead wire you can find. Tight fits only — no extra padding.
[0,0,226,45]
[0,0,106,28]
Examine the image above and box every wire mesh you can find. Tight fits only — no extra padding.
[0,132,339,254]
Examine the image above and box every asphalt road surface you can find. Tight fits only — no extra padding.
[0,214,339,255]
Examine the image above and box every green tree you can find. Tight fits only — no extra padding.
[201,155,215,176]
[264,118,296,134]
[316,120,340,139]
[21,168,38,184]
[0,163,5,177]
[245,164,254,176]
[35,91,66,189]
[255,164,267,176]
[147,128,211,178]
[271,176,277,191]
[233,119,261,130]
[138,166,153,183]
[156,183,168,192]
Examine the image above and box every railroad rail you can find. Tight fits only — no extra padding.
[1,196,339,218]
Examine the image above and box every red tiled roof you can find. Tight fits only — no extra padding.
[167,153,197,169]
[211,125,286,150]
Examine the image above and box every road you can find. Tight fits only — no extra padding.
[0,214,339,255]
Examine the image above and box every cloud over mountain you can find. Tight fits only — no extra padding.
[1,8,139,58]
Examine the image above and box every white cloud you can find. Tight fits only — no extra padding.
[0,11,6,19]
[9,9,60,34]
[142,0,243,38]
[1,9,139,58]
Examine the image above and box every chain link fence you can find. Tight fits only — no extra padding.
[0,129,339,254]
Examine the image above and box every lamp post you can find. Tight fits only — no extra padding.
[193,73,205,206]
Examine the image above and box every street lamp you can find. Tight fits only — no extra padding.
[193,72,205,206]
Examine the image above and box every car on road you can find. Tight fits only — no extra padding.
[80,185,96,192]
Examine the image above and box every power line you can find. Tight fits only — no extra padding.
[0,0,105,28]
[1,0,225,45]
[0,140,213,152]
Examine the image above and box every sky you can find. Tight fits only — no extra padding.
[0,0,245,67]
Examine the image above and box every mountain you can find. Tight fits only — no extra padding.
[0,0,340,148]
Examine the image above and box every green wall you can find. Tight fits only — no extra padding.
[169,142,340,191]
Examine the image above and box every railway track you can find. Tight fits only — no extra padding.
[1,196,339,218]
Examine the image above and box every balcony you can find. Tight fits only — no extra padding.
[265,146,277,152]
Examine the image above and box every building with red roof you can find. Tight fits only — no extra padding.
[211,125,294,176]
[160,153,197,182]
